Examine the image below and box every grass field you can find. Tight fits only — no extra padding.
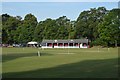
[2,47,119,78]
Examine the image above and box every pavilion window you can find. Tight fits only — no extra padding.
[53,43,57,46]
[83,43,87,46]
[59,43,63,46]
[64,43,68,46]
[48,43,52,46]
[69,43,73,46]
[74,43,79,46]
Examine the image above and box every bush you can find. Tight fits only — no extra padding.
[91,39,108,47]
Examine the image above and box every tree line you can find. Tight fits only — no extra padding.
[2,7,120,47]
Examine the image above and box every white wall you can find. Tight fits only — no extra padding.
[41,46,52,48]
[42,46,81,48]
[41,43,88,48]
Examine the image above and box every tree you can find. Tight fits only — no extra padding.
[34,18,58,42]
[55,16,70,39]
[34,16,71,41]
[68,21,76,39]
[2,14,10,24]
[98,8,120,46]
[75,7,108,41]
[18,13,38,43]
[2,29,8,43]
[2,14,21,44]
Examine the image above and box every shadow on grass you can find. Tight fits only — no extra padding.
[2,58,119,78]
[2,53,54,63]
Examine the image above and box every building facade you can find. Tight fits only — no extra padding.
[41,39,90,48]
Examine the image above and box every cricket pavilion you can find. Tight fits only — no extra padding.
[41,39,90,48]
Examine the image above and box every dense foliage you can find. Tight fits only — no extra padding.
[1,7,120,47]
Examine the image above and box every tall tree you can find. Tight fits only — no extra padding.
[55,16,70,39]
[2,14,21,44]
[18,13,38,43]
[75,7,108,41]
[34,18,58,42]
[98,8,120,46]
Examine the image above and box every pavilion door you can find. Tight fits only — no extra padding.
[53,43,57,48]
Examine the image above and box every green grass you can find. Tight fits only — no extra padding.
[2,47,119,78]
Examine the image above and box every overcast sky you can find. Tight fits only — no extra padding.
[2,2,118,22]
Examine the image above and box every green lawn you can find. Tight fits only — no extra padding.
[2,47,119,78]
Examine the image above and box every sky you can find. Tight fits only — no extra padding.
[2,2,119,22]
[1,0,120,2]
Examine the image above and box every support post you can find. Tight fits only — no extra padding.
[68,43,69,54]
[115,40,117,47]
[46,43,47,48]
[98,48,100,52]
[73,43,74,48]
[108,48,110,51]
[37,51,41,57]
